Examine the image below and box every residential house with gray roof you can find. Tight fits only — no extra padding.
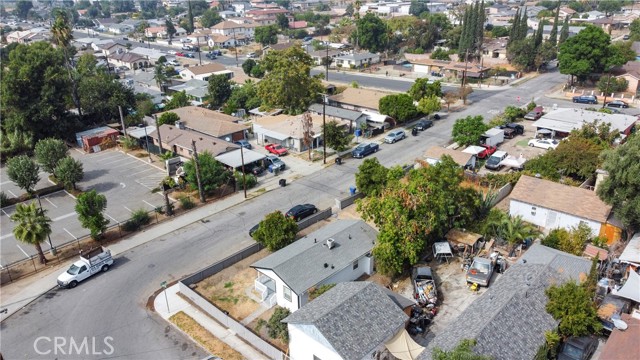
[420,244,591,360]
[283,281,413,360]
[251,220,377,312]
[308,103,368,133]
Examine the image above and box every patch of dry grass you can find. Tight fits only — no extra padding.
[169,311,243,360]
[196,251,268,320]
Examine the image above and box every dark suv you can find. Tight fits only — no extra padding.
[572,95,597,104]
[351,143,379,158]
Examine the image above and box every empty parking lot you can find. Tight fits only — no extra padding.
[0,150,166,265]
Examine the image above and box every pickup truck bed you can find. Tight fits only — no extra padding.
[412,266,438,306]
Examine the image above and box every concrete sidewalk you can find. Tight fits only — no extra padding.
[1,157,324,322]
[155,284,269,360]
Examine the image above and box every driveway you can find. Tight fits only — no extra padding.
[0,150,166,265]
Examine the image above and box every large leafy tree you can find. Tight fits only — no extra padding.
[54,156,84,190]
[165,19,177,42]
[559,25,612,83]
[224,80,262,114]
[79,72,136,124]
[207,74,233,109]
[598,0,622,16]
[451,115,488,146]
[257,46,324,114]
[34,138,69,174]
[378,94,418,123]
[164,90,190,110]
[1,42,73,142]
[14,0,33,19]
[409,79,443,101]
[252,211,298,251]
[75,190,109,239]
[7,155,40,194]
[255,25,279,46]
[597,134,640,239]
[322,120,353,152]
[183,151,232,193]
[158,112,180,126]
[546,281,602,337]
[358,156,480,275]
[354,13,388,53]
[11,202,52,264]
[417,95,442,116]
[355,158,389,197]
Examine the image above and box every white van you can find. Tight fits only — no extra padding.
[485,151,508,171]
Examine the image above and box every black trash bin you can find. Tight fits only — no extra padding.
[335,157,342,165]
[412,128,418,136]
[279,179,286,187]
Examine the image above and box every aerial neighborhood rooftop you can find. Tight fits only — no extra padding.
[1,0,640,359]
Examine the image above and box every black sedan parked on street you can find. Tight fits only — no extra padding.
[286,204,318,221]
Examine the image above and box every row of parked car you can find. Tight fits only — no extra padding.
[573,95,630,110]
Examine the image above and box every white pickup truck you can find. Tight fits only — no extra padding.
[57,247,113,288]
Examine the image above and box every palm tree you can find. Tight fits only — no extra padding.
[498,215,541,245]
[11,202,52,264]
[51,10,83,117]
[154,63,168,91]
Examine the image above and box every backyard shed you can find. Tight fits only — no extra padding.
[75,126,119,153]
[445,229,483,256]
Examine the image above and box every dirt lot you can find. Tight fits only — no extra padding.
[195,250,268,321]
[170,311,243,360]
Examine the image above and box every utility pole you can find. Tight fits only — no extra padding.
[479,56,484,89]
[602,69,612,109]
[191,139,206,203]
[233,29,239,67]
[325,45,329,81]
[154,114,163,157]
[240,146,247,199]
[197,36,202,65]
[322,94,327,164]
[118,106,127,137]
[460,49,470,104]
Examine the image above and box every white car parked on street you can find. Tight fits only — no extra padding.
[528,138,559,150]
[384,129,406,144]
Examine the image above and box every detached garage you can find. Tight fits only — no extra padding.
[75,126,119,153]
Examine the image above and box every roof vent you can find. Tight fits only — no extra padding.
[327,238,335,250]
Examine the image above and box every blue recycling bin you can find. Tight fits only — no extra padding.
[349,186,356,195]
[355,129,362,137]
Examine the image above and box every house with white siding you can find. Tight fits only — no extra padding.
[509,175,621,241]
[251,220,377,312]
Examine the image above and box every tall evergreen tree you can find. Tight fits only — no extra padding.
[549,4,560,46]
[474,0,486,55]
[535,18,544,48]
[518,8,529,41]
[508,8,521,47]
[559,15,570,44]
[187,0,194,33]
[458,5,472,59]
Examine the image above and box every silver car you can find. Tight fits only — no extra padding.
[384,130,406,144]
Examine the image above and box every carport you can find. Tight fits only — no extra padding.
[126,125,157,151]
[215,148,266,170]
[445,229,483,258]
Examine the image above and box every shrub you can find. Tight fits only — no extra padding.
[234,171,257,190]
[266,307,290,342]
[0,191,9,208]
[179,196,196,209]
[122,209,151,231]
[121,136,138,150]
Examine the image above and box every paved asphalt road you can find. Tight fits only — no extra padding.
[1,48,565,359]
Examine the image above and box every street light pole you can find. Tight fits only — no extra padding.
[36,195,56,255]
[240,146,247,199]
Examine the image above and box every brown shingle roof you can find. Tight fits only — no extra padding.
[158,106,248,138]
[150,124,238,157]
[510,175,612,223]
[328,88,394,111]
[424,146,473,167]
[184,63,227,76]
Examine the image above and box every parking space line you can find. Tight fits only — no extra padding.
[0,180,13,185]
[16,244,29,258]
[128,168,155,177]
[64,190,77,200]
[63,228,77,239]
[45,198,58,208]
[2,209,10,217]
[52,212,76,222]
[123,206,133,213]
[143,200,157,209]
[6,190,17,197]
[105,213,119,223]
[109,161,143,170]
[0,233,15,240]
